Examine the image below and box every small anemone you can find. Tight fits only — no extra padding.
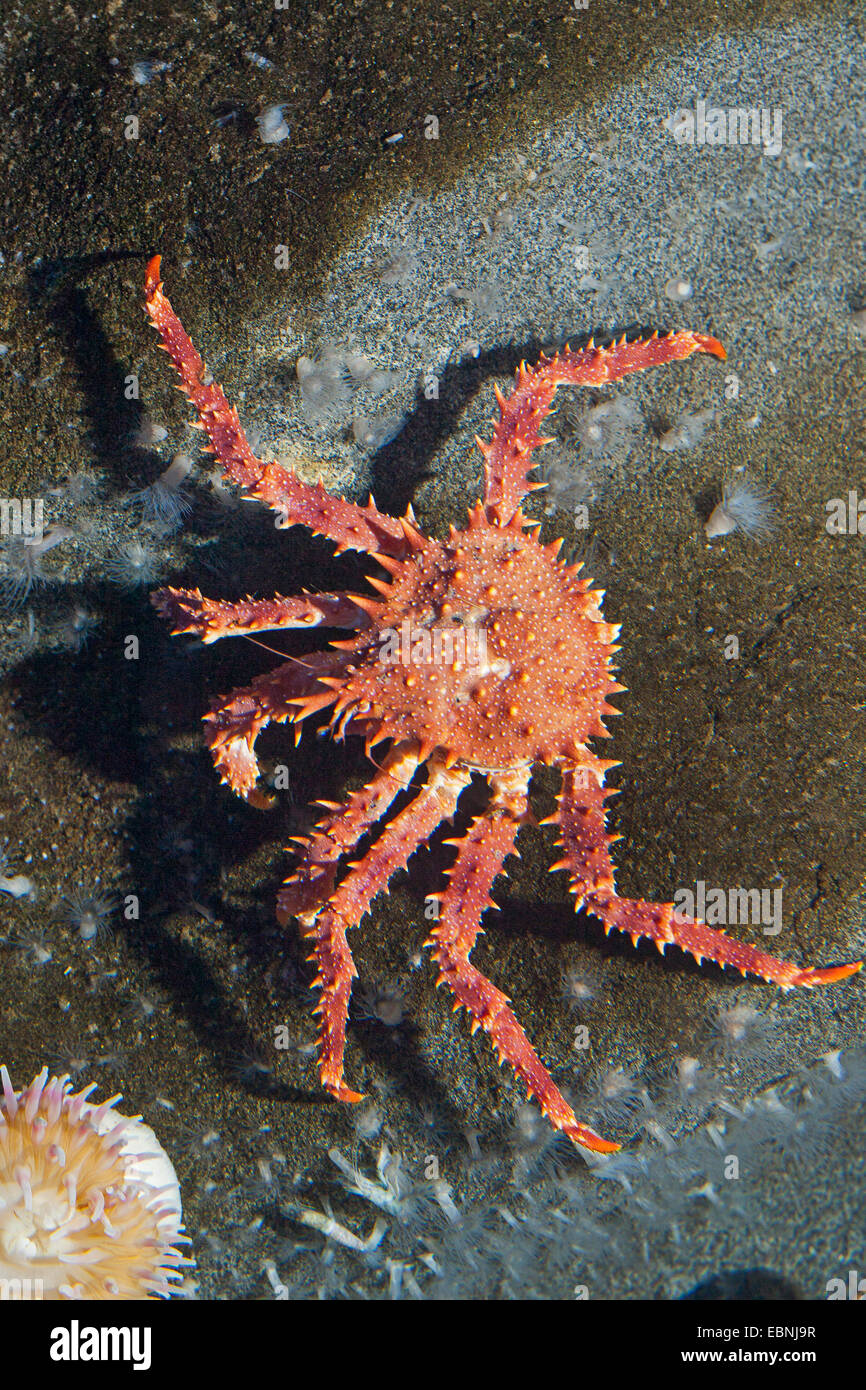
[351,1101,384,1141]
[705,476,776,539]
[663,276,694,303]
[356,978,408,1028]
[352,412,406,451]
[9,927,53,966]
[506,1101,571,1181]
[54,470,100,506]
[559,960,606,1014]
[227,1046,277,1089]
[0,527,74,607]
[128,415,168,449]
[296,349,352,423]
[345,352,375,383]
[172,1117,223,1162]
[131,58,170,85]
[56,603,99,651]
[658,408,714,453]
[576,396,641,458]
[345,353,399,393]
[704,1000,776,1062]
[256,103,290,144]
[105,539,159,589]
[48,1041,92,1078]
[61,890,116,944]
[661,1054,722,1116]
[125,987,169,1025]
[0,542,45,607]
[535,449,597,516]
[377,244,418,287]
[125,454,194,530]
[580,1064,646,1129]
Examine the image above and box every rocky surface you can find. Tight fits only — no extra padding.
[0,0,863,1299]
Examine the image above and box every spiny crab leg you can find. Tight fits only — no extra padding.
[152,586,369,645]
[426,768,619,1154]
[143,255,411,559]
[277,741,422,923]
[203,650,345,806]
[299,758,471,1103]
[480,331,726,520]
[549,763,863,990]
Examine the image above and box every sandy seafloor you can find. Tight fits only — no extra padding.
[0,0,864,1299]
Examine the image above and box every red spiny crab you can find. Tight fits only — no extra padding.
[145,257,861,1153]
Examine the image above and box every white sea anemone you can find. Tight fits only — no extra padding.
[533,446,597,516]
[0,1066,190,1299]
[131,59,170,86]
[664,276,694,302]
[128,416,167,450]
[0,527,74,607]
[105,539,159,589]
[345,353,398,393]
[126,453,194,530]
[256,104,290,145]
[356,978,408,1028]
[704,1001,776,1060]
[61,890,116,944]
[576,396,641,458]
[705,477,776,539]
[352,412,406,450]
[581,1064,646,1129]
[296,349,352,423]
[377,244,418,287]
[658,408,714,453]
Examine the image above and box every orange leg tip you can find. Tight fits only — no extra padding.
[796,960,863,987]
[694,333,726,360]
[330,1085,365,1104]
[573,1129,621,1154]
[145,254,162,292]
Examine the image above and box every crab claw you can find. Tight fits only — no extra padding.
[787,961,863,989]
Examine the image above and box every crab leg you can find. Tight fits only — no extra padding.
[301,758,470,1103]
[203,650,345,806]
[425,768,618,1154]
[480,331,726,521]
[144,256,410,558]
[277,741,422,923]
[152,585,369,644]
[549,762,863,990]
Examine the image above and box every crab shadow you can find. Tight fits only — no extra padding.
[28,254,153,488]
[499,892,737,989]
